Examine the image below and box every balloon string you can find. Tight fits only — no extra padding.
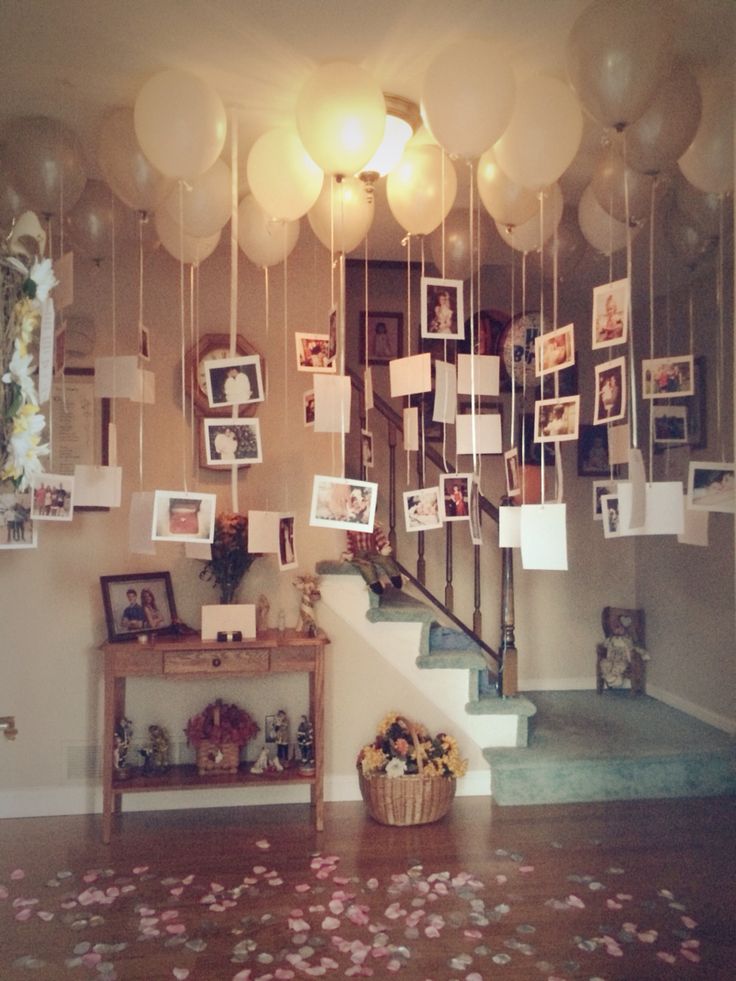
[647,175,657,484]
[468,162,477,474]
[509,228,516,450]
[177,180,188,492]
[189,264,196,492]
[622,131,637,452]
[716,197,725,461]
[230,108,239,514]
[364,236,370,415]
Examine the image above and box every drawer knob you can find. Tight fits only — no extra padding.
[212,657,222,668]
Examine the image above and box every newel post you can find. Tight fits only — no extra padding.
[499,496,518,696]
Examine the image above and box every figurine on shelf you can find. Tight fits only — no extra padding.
[342,524,402,595]
[113,717,133,775]
[256,594,270,635]
[297,715,315,774]
[293,573,321,636]
[273,709,290,765]
[251,745,271,774]
[148,725,170,771]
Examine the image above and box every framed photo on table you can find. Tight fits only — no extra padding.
[100,570,177,643]
[359,311,403,365]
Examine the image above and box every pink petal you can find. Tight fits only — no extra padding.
[295,883,311,893]
[321,916,341,930]
[170,886,183,897]
[10,869,25,880]
[15,908,32,921]
[82,953,102,967]
[606,899,623,910]
[681,915,698,929]
[132,866,149,875]
[166,923,187,935]
[172,970,190,980]
[681,949,701,963]
[657,951,677,964]
[519,865,535,873]
[161,910,179,921]
[567,895,585,908]
[37,910,54,921]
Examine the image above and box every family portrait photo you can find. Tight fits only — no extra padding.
[421,277,464,340]
[594,356,626,424]
[534,395,580,442]
[310,476,378,531]
[205,354,264,407]
[203,419,263,466]
[592,278,628,349]
[151,490,216,543]
[30,474,74,521]
[359,311,403,365]
[295,333,336,372]
[0,487,36,549]
[403,487,443,532]
[535,322,575,377]
[642,355,694,398]
[100,571,177,642]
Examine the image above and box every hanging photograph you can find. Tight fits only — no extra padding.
[403,487,443,532]
[328,305,337,363]
[641,355,694,398]
[440,473,472,522]
[309,475,377,531]
[504,447,521,498]
[601,493,621,538]
[295,333,336,372]
[535,322,575,377]
[593,356,626,424]
[592,278,629,349]
[30,474,74,521]
[361,429,374,469]
[687,463,735,514]
[139,324,151,361]
[652,406,689,445]
[421,277,464,340]
[100,570,177,643]
[0,486,37,549]
[593,480,617,520]
[359,311,403,365]
[534,395,580,442]
[469,476,482,545]
[303,389,315,427]
[151,490,216,543]
[203,418,262,466]
[578,424,610,477]
[278,514,298,570]
[205,354,264,407]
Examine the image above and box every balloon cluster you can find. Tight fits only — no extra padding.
[0,3,730,271]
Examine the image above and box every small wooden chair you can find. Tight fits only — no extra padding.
[596,606,647,695]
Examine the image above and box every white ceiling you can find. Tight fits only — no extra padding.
[1,0,733,294]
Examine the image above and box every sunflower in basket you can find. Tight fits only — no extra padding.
[357,712,468,780]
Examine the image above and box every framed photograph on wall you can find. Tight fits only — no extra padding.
[359,311,403,365]
[100,570,177,643]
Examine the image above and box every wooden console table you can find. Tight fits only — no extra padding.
[100,629,328,843]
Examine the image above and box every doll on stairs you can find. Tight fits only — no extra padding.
[342,523,403,595]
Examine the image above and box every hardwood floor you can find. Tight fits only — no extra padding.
[1,796,734,980]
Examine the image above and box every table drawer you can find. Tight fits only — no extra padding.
[112,649,163,676]
[163,649,269,675]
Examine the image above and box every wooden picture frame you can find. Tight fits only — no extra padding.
[100,571,177,643]
[359,311,403,365]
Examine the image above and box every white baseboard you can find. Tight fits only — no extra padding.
[326,768,490,803]
[646,685,736,735]
[520,676,594,691]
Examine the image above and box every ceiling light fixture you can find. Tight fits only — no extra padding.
[359,94,420,192]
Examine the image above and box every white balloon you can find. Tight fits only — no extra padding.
[155,208,221,265]
[494,76,583,190]
[3,115,87,216]
[495,183,563,253]
[566,0,674,129]
[590,150,654,223]
[623,66,701,175]
[98,107,174,213]
[578,183,641,254]
[66,179,116,261]
[386,144,457,235]
[308,177,373,254]
[237,194,300,268]
[134,69,227,180]
[247,127,323,221]
[476,148,538,227]
[678,74,734,194]
[421,39,515,159]
[162,158,232,238]
[296,61,385,177]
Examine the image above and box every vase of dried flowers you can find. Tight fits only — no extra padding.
[199,512,259,604]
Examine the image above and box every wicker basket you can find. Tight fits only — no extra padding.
[358,769,456,826]
[358,715,456,826]
[195,739,240,775]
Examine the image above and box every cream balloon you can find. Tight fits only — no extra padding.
[590,150,654,223]
[495,183,563,253]
[476,148,538,227]
[578,183,641,254]
[296,61,385,177]
[429,208,493,280]
[98,107,174,213]
[155,208,221,265]
[134,69,227,180]
[678,74,734,194]
[162,158,232,238]
[566,0,674,129]
[623,65,701,175]
[66,179,117,261]
[247,127,323,221]
[237,194,300,268]
[421,39,515,159]
[308,177,374,254]
[494,76,583,191]
[386,144,457,236]
[0,151,28,231]
[3,115,87,216]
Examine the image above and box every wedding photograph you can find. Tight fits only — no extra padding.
[205,354,264,407]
